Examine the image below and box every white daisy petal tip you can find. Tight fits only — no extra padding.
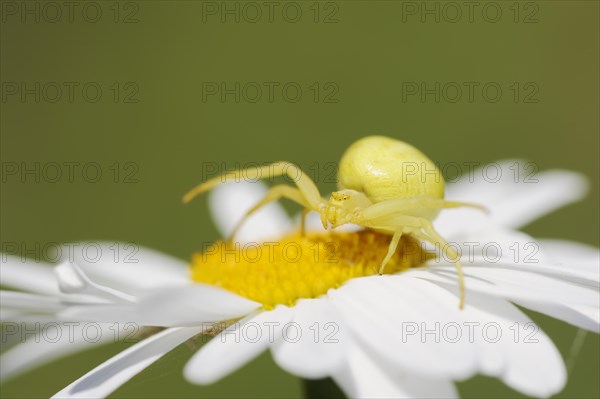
[443,162,591,231]
[183,348,227,386]
[54,261,86,293]
[183,307,292,385]
[183,359,213,385]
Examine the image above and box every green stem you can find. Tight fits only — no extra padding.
[302,378,347,399]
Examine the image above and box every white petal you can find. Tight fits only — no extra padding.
[0,255,59,295]
[332,341,458,399]
[62,242,190,297]
[58,284,260,326]
[490,169,588,228]
[464,236,599,288]
[209,181,292,243]
[538,239,600,268]
[137,284,261,326]
[413,265,600,332]
[184,306,291,384]
[271,298,347,379]
[445,266,597,306]
[0,323,119,382]
[52,326,203,399]
[329,276,478,380]
[427,228,599,288]
[454,289,566,397]
[57,304,143,324]
[0,312,76,324]
[0,309,23,321]
[431,226,552,266]
[1,291,65,311]
[441,161,588,232]
[489,263,599,289]
[510,300,599,334]
[54,262,136,303]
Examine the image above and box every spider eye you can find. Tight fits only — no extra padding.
[331,192,351,202]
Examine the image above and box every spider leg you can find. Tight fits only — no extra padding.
[378,231,403,275]
[300,208,310,236]
[419,197,488,214]
[183,161,324,210]
[357,202,466,309]
[409,221,466,309]
[227,185,311,243]
[360,196,485,220]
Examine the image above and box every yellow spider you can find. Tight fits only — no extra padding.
[183,136,484,308]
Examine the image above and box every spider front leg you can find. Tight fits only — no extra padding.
[227,185,312,243]
[183,162,326,241]
[183,161,323,207]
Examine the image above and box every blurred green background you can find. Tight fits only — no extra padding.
[1,0,598,398]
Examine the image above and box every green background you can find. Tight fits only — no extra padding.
[1,0,598,397]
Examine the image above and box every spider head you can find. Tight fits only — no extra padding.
[321,190,371,229]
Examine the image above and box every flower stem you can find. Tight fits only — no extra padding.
[302,378,347,399]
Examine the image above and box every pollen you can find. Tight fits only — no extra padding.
[191,230,432,309]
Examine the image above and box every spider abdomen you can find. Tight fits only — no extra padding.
[338,136,445,203]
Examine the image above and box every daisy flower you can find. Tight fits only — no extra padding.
[1,160,598,399]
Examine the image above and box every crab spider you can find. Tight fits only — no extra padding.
[184,136,485,308]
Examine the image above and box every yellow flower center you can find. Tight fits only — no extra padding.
[191,230,431,309]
